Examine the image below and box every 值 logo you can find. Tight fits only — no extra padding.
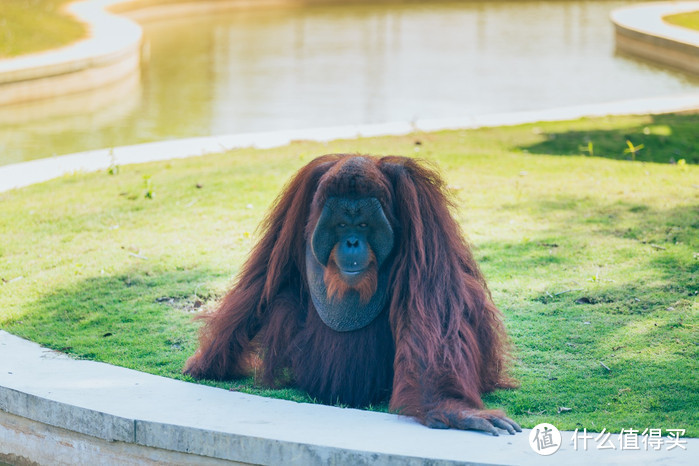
[529,423,562,456]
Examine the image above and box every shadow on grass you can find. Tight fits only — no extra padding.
[3,265,314,402]
[475,193,698,433]
[478,196,698,287]
[484,272,697,434]
[2,267,220,378]
[483,243,697,431]
[519,113,699,164]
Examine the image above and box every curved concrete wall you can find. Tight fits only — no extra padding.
[0,0,142,106]
[0,332,538,466]
[612,2,699,75]
[4,331,698,465]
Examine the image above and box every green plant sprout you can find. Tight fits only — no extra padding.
[107,148,119,175]
[624,140,644,161]
[143,175,154,199]
[579,141,594,157]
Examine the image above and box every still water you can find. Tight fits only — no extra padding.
[1,1,697,165]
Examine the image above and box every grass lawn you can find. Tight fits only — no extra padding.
[665,11,699,31]
[0,114,697,435]
[0,0,86,57]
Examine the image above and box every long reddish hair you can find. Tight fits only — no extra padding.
[185,154,515,424]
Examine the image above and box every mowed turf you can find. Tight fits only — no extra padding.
[0,113,697,435]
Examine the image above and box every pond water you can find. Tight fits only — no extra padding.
[1,0,697,166]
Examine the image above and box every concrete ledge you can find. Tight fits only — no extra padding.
[0,411,240,466]
[0,0,143,105]
[611,2,699,75]
[2,331,697,466]
[0,331,534,466]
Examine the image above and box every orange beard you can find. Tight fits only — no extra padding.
[323,245,377,304]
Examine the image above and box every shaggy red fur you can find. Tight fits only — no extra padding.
[184,154,518,433]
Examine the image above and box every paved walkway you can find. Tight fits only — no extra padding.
[0,0,142,106]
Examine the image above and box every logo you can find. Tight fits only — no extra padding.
[529,423,562,456]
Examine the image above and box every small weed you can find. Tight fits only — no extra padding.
[623,140,644,161]
[107,149,119,176]
[579,140,594,157]
[143,175,155,199]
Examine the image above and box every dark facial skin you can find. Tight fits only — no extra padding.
[312,197,393,281]
[307,197,394,331]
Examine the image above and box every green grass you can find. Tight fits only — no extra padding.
[665,11,699,31]
[0,0,86,57]
[0,114,697,434]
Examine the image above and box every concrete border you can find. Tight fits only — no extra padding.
[612,1,699,75]
[0,0,144,106]
[2,331,697,466]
